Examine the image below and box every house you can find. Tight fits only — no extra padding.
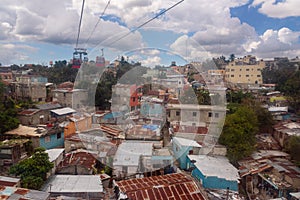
[0,186,50,200]
[113,141,153,178]
[114,173,206,200]
[18,104,63,125]
[140,96,165,122]
[4,125,64,150]
[64,128,110,152]
[10,75,48,102]
[239,150,300,199]
[0,176,20,187]
[52,88,88,109]
[140,148,174,175]
[0,139,29,165]
[273,122,300,148]
[43,175,104,199]
[125,124,162,141]
[268,106,290,121]
[62,113,92,138]
[18,109,44,125]
[111,84,143,112]
[36,103,62,123]
[172,137,201,169]
[45,148,64,177]
[56,149,97,175]
[187,155,240,191]
[50,107,76,121]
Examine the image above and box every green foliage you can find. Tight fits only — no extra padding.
[219,106,259,164]
[281,71,300,114]
[9,147,54,190]
[0,80,19,134]
[285,136,300,165]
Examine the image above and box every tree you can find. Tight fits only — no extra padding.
[0,80,19,134]
[281,70,300,114]
[285,136,300,166]
[219,106,259,164]
[10,147,53,189]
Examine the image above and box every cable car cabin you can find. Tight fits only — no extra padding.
[72,48,88,69]
[96,56,105,67]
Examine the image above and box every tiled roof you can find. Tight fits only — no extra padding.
[115,173,205,200]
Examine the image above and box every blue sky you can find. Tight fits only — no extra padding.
[0,0,299,66]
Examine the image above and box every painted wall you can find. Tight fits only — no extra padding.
[187,158,238,191]
[172,139,193,170]
[39,132,64,149]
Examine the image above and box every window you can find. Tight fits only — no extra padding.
[231,69,234,71]
[246,75,249,77]
[176,111,180,116]
[192,112,197,117]
[231,75,234,77]
[246,69,250,71]
[192,123,196,126]
[45,136,51,143]
[215,113,219,118]
[208,112,212,117]
[122,166,128,173]
[57,132,62,139]
[257,75,261,77]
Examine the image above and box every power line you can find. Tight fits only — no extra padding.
[75,0,86,48]
[85,0,111,44]
[106,0,184,47]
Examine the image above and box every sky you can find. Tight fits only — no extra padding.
[0,0,299,66]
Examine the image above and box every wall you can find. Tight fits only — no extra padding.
[39,132,64,149]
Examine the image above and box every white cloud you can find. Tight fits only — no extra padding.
[0,43,38,65]
[245,27,300,58]
[140,56,162,67]
[251,0,300,18]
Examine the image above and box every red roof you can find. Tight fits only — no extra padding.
[116,173,205,200]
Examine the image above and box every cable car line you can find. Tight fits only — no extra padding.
[73,0,87,68]
[85,0,111,45]
[75,0,86,48]
[105,0,184,47]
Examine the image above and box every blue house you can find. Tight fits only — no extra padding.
[187,155,239,191]
[4,125,64,150]
[172,137,201,170]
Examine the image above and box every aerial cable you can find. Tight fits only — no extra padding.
[85,0,111,45]
[106,0,184,47]
[75,0,86,48]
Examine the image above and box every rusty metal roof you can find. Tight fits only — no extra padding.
[115,173,205,200]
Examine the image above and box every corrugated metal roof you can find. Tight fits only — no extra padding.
[116,173,205,200]
[46,148,64,163]
[50,107,76,116]
[173,137,202,148]
[44,175,103,193]
[113,141,153,166]
[188,155,239,182]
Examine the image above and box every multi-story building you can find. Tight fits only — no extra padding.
[52,88,88,109]
[111,84,143,112]
[10,75,48,102]
[225,55,265,85]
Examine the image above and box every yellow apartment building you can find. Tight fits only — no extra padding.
[225,55,265,85]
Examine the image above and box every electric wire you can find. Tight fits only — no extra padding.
[105,0,184,47]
